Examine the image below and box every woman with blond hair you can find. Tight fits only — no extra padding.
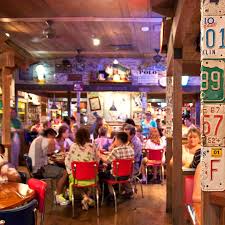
[140,127,166,183]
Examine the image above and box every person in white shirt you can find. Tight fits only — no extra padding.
[28,128,69,206]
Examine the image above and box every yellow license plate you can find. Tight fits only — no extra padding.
[211,148,222,158]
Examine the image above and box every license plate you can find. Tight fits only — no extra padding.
[201,147,225,191]
[201,16,225,59]
[201,104,225,146]
[202,1,225,16]
[201,60,225,102]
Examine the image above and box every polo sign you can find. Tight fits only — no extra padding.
[201,147,225,191]
[201,16,225,59]
[201,104,225,146]
[201,60,225,102]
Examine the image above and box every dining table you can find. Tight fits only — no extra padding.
[0,182,35,210]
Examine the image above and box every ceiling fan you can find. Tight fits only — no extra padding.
[31,20,58,43]
[152,49,163,63]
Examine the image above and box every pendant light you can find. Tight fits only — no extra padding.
[50,93,58,111]
[109,100,117,111]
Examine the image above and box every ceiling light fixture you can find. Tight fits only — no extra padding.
[93,38,101,46]
[35,64,46,81]
[5,32,10,37]
[141,26,149,32]
[113,59,119,64]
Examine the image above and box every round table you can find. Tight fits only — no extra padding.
[0,182,35,210]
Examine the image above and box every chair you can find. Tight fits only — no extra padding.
[24,154,55,206]
[71,161,99,217]
[184,175,199,224]
[143,149,164,184]
[28,178,47,225]
[101,158,134,213]
[0,199,38,225]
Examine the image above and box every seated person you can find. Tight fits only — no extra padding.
[0,144,21,182]
[182,128,201,168]
[65,128,97,210]
[99,132,134,196]
[28,128,69,206]
[140,128,166,183]
[95,127,111,151]
[55,125,73,152]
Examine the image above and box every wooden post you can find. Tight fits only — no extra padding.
[67,91,71,117]
[76,91,81,128]
[1,67,13,160]
[166,137,173,213]
[172,58,183,225]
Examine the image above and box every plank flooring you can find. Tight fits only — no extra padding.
[42,184,172,225]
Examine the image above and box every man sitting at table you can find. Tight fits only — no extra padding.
[99,131,134,198]
[28,128,69,206]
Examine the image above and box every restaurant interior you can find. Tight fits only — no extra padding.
[0,0,223,225]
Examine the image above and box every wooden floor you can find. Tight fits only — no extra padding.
[42,184,172,225]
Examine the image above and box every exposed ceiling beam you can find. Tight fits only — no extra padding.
[30,50,160,58]
[0,17,162,23]
[166,0,200,75]
[152,7,174,17]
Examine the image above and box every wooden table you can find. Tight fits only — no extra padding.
[0,182,35,210]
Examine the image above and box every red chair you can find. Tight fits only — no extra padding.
[71,161,99,217]
[143,149,164,184]
[184,175,194,205]
[102,159,134,213]
[184,175,197,224]
[28,178,47,225]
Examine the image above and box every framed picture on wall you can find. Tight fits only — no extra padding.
[89,97,101,111]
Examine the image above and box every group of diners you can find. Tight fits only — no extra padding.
[0,113,202,211]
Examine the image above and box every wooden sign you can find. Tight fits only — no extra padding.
[201,16,225,59]
[165,77,173,138]
[201,146,225,191]
[201,60,225,102]
[201,104,225,146]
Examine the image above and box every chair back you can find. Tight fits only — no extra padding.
[112,159,134,177]
[144,149,164,161]
[184,175,194,205]
[0,199,37,225]
[28,178,47,213]
[23,154,33,177]
[71,161,98,181]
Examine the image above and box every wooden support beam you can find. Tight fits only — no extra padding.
[0,17,162,23]
[166,0,200,75]
[1,51,15,162]
[166,137,173,213]
[172,59,183,225]
[1,67,13,161]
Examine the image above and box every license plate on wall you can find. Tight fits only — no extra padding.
[201,60,225,102]
[201,147,225,191]
[201,16,225,59]
[201,104,225,146]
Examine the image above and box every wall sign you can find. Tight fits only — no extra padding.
[165,77,173,138]
[201,60,225,102]
[201,104,225,146]
[202,0,225,16]
[201,146,225,191]
[201,16,225,59]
